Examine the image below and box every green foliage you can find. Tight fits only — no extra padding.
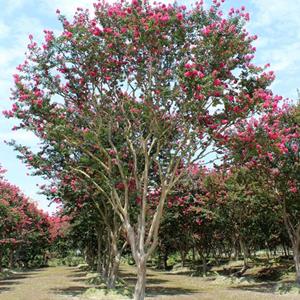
[83,287,132,300]
[276,282,300,294]
[48,256,85,267]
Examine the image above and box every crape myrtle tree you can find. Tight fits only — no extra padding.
[157,165,284,274]
[57,185,128,288]
[199,167,283,266]
[5,0,284,297]
[0,166,52,270]
[223,166,283,267]
[15,136,129,288]
[157,167,222,273]
[225,104,299,281]
[156,166,205,270]
[36,151,127,288]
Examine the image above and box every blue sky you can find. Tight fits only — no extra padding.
[0,0,299,213]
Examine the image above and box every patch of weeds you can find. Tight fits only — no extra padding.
[276,282,300,294]
[85,273,133,299]
[212,275,255,287]
[83,283,133,299]
[48,256,85,267]
[0,269,15,279]
[87,274,107,288]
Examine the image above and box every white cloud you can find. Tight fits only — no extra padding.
[0,16,44,79]
[251,0,300,28]
[0,47,24,69]
[2,0,25,15]
[40,0,95,18]
[245,0,300,98]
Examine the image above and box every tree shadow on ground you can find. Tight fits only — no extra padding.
[146,285,197,297]
[231,279,299,295]
[51,286,89,297]
[3,271,38,278]
[0,269,42,294]
[119,271,164,286]
[0,277,22,294]
[0,280,22,286]
[0,287,11,293]
[119,270,155,278]
[230,282,276,293]
[67,271,87,278]
[0,275,27,281]
[72,266,90,272]
[71,278,89,283]
[119,269,197,298]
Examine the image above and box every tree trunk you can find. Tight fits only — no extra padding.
[192,247,195,265]
[102,246,108,281]
[283,199,300,284]
[231,238,239,261]
[107,254,120,289]
[282,243,288,257]
[213,249,220,266]
[0,248,2,272]
[9,248,14,269]
[239,238,248,267]
[201,254,207,276]
[124,186,168,300]
[107,241,127,289]
[265,242,270,261]
[293,236,300,285]
[134,257,146,300]
[294,247,300,284]
[163,252,168,270]
[96,230,102,274]
[180,250,186,267]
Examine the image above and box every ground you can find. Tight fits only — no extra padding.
[0,265,300,300]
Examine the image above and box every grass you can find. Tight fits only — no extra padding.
[0,258,300,300]
[117,258,300,299]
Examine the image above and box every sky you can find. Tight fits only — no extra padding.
[0,0,299,214]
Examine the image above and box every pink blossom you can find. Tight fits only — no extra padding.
[63,31,73,38]
[202,26,211,36]
[213,79,222,86]
[161,15,170,22]
[50,187,57,194]
[176,13,183,21]
[184,71,193,77]
[92,27,101,36]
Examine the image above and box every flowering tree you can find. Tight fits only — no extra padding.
[0,166,52,270]
[226,103,300,281]
[20,146,127,287]
[5,0,284,298]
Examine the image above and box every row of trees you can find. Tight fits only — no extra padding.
[0,166,66,271]
[3,0,299,299]
[156,136,299,275]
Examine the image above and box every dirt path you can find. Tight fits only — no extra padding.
[0,266,89,300]
[1,265,300,300]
